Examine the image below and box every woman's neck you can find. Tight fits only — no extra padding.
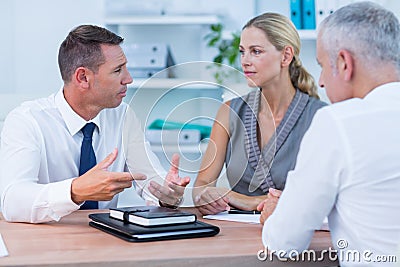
[259,85,296,119]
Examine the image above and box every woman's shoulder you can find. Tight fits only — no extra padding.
[307,95,329,111]
[228,91,255,107]
[300,96,329,121]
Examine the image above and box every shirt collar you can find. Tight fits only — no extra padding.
[365,82,400,98]
[55,89,102,136]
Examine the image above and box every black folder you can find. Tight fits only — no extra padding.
[89,213,220,242]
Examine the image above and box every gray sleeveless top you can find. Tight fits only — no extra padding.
[225,89,327,196]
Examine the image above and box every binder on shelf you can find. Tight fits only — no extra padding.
[302,0,316,29]
[325,1,337,21]
[145,129,201,145]
[336,0,353,9]
[290,0,302,29]
[316,0,337,28]
[148,119,212,139]
[121,43,175,78]
[315,0,328,27]
[89,213,220,242]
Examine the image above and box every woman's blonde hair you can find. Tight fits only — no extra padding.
[243,12,319,98]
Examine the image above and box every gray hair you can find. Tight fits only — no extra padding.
[318,1,400,72]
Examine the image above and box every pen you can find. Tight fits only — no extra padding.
[228,210,261,215]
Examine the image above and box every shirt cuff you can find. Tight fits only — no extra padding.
[47,178,80,220]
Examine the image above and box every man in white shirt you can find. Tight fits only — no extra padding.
[0,25,189,223]
[257,2,400,266]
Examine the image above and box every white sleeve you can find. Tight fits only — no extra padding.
[0,109,78,223]
[122,107,167,204]
[262,108,350,253]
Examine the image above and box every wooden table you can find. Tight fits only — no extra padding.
[0,210,338,266]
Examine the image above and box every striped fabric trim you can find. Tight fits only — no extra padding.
[244,89,309,193]
[244,90,260,170]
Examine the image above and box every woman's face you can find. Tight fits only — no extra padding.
[240,26,283,88]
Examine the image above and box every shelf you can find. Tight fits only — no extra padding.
[298,30,317,40]
[128,78,221,90]
[150,142,208,153]
[105,15,219,25]
[220,29,316,41]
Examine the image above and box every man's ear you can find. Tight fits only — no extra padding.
[337,49,354,81]
[74,67,90,89]
[281,46,294,67]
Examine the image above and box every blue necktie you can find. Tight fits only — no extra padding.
[79,122,98,210]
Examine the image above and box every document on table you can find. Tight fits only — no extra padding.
[320,217,329,231]
[203,212,329,230]
[203,211,260,224]
[0,234,8,257]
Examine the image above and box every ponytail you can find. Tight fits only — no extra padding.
[290,56,319,99]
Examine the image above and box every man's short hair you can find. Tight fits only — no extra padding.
[58,25,124,83]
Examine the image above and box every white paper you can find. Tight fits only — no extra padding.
[320,217,329,231]
[203,212,329,230]
[0,234,9,257]
[203,211,260,224]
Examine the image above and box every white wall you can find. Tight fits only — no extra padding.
[111,0,255,67]
[0,0,106,132]
[0,0,104,95]
[2,0,400,95]
[0,0,15,94]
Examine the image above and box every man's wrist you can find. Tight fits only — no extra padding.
[70,178,84,205]
[158,197,183,209]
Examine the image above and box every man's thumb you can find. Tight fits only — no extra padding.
[257,200,265,211]
[269,188,282,197]
[96,148,118,170]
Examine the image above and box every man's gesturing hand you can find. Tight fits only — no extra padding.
[71,148,146,204]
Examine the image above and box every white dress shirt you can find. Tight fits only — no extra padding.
[262,82,400,266]
[0,90,166,223]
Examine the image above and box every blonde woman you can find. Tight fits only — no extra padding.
[193,13,327,215]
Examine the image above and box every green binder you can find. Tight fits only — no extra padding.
[148,119,212,139]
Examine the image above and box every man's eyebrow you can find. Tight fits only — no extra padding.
[114,62,126,69]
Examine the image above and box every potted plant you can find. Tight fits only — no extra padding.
[204,23,242,84]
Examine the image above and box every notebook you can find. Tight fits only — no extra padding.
[89,213,220,242]
[109,206,196,227]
